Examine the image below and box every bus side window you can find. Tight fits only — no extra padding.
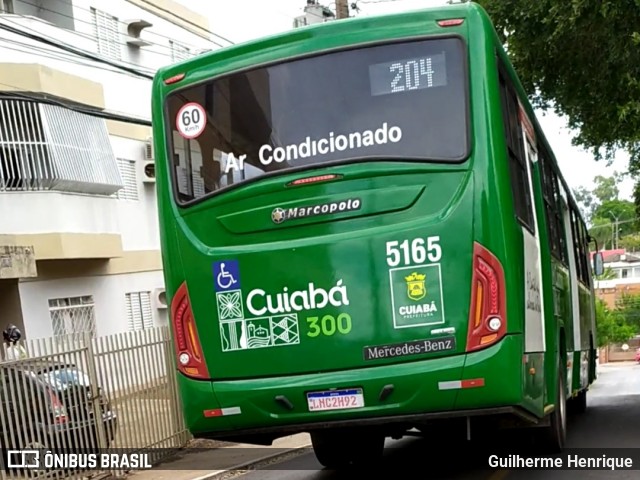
[569,207,589,286]
[539,146,568,266]
[579,220,592,286]
[497,61,535,233]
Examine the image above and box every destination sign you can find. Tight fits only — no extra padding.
[369,52,448,96]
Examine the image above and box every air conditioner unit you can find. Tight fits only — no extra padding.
[142,160,156,183]
[153,288,168,310]
[144,136,154,160]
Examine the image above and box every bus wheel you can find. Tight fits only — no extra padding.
[540,369,567,453]
[310,429,384,469]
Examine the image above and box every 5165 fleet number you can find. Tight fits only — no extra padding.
[386,236,441,267]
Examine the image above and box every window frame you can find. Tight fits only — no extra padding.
[539,143,568,266]
[115,158,139,201]
[125,291,154,331]
[497,59,535,233]
[91,7,122,60]
[162,33,472,208]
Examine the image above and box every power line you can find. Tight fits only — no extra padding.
[9,0,205,61]
[0,19,153,80]
[135,0,235,46]
[0,15,156,75]
[0,37,151,79]
[45,0,231,49]
[0,84,151,127]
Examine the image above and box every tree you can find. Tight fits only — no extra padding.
[589,217,613,250]
[619,233,640,251]
[592,199,636,238]
[573,186,596,222]
[571,173,637,249]
[592,174,621,204]
[476,1,640,170]
[595,298,635,349]
[614,293,640,333]
[595,266,617,282]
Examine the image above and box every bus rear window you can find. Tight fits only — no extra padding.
[165,36,468,204]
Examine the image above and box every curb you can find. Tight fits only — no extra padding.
[190,442,312,480]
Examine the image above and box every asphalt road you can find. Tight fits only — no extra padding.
[232,362,640,480]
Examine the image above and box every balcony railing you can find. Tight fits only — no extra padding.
[0,97,123,195]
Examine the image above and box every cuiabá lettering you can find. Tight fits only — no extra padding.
[247,280,350,316]
[399,301,438,315]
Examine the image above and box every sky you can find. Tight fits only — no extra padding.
[178,0,633,200]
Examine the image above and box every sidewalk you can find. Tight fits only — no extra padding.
[126,433,311,480]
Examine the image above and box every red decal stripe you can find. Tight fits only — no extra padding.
[461,378,485,388]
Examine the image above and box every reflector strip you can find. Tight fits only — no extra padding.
[203,407,242,417]
[438,379,485,390]
[431,327,455,335]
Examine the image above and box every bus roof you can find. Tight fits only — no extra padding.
[154,1,486,81]
[151,0,589,230]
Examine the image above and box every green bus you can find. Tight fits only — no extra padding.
[150,1,604,467]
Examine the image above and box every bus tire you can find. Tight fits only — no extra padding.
[310,429,384,468]
[540,367,567,453]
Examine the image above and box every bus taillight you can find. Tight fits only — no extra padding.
[437,19,464,27]
[171,281,209,379]
[466,243,507,352]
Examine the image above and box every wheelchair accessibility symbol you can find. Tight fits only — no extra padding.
[213,260,240,292]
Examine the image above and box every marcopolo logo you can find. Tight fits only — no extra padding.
[271,198,361,224]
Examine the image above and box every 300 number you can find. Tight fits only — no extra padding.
[307,313,352,337]
[386,236,441,267]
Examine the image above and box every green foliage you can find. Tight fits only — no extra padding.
[593,200,636,236]
[619,233,640,251]
[595,298,636,348]
[571,173,638,249]
[614,293,640,333]
[476,0,640,169]
[595,266,617,281]
[592,174,620,204]
[588,216,613,250]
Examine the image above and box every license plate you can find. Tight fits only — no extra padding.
[306,388,365,412]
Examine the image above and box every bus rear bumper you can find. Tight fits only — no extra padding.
[179,334,532,442]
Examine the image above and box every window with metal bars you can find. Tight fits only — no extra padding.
[91,7,122,60]
[169,40,191,62]
[115,158,139,200]
[125,292,154,331]
[0,98,122,194]
[49,296,97,341]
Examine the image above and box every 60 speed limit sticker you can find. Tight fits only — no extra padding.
[176,102,206,139]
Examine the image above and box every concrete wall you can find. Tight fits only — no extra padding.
[18,270,168,340]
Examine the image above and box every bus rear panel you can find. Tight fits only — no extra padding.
[150,2,595,459]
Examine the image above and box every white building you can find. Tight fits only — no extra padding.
[0,0,217,340]
[293,0,335,28]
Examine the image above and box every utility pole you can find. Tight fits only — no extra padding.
[609,213,620,249]
[336,0,349,19]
